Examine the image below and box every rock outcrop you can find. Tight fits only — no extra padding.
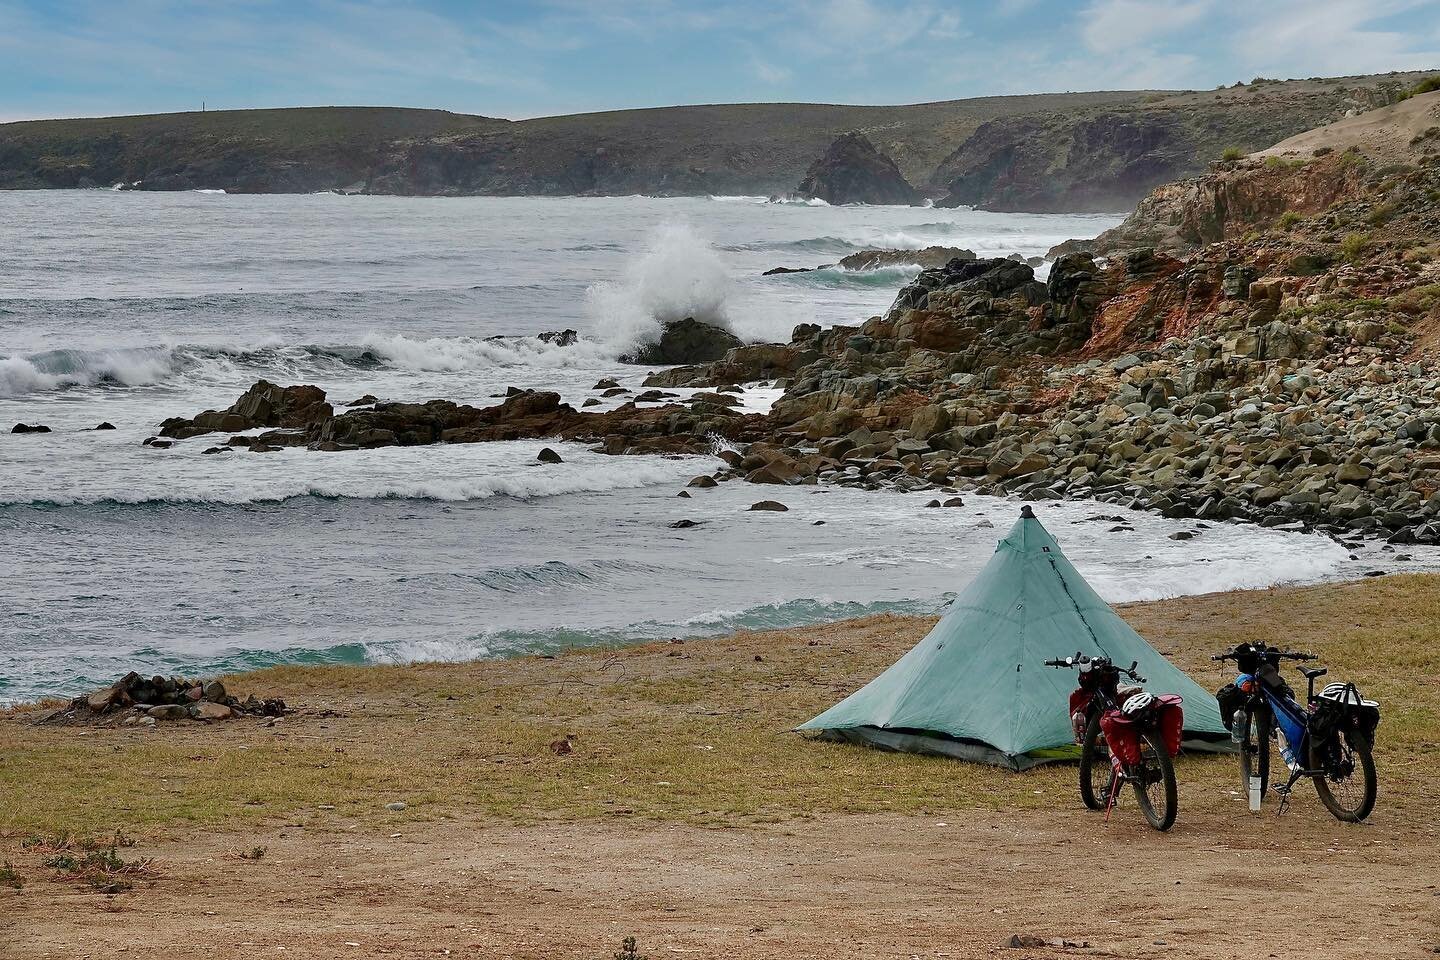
[159,379,331,439]
[620,318,745,366]
[796,133,919,205]
[153,381,769,458]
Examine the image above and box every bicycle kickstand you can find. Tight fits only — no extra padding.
[1274,770,1305,817]
[1103,770,1120,824]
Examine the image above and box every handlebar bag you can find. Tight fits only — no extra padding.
[1255,662,1294,698]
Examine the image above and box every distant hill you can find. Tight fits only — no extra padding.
[1,72,1434,212]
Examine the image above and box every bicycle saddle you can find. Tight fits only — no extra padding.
[1299,666,1328,680]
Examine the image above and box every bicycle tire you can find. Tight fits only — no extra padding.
[1132,731,1178,832]
[1078,710,1109,812]
[1239,707,1271,801]
[1310,732,1377,823]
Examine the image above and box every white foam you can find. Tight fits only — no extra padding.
[359,332,615,372]
[0,349,176,398]
[0,440,706,507]
[585,222,799,348]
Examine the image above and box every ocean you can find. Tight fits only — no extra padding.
[0,191,1410,705]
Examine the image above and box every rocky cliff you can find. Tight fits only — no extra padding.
[2,72,1431,210]
[795,132,919,205]
[933,78,1424,212]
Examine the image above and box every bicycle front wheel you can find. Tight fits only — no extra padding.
[1132,731,1178,832]
[1238,707,1270,801]
[1078,710,1110,812]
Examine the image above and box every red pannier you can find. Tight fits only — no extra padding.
[1099,694,1184,765]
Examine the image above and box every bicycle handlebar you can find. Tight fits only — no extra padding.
[1213,646,1316,662]
[1043,654,1145,683]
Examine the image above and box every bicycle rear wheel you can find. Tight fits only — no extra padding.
[1310,733,1377,823]
[1078,710,1110,812]
[1132,731,1178,832]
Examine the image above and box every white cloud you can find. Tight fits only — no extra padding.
[1229,0,1440,79]
[1080,0,1212,54]
[750,57,792,84]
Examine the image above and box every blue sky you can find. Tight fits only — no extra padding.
[2,0,1438,122]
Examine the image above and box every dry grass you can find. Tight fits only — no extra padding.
[3,575,1438,844]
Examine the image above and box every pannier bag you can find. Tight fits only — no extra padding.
[1215,682,1244,729]
[1100,710,1142,766]
[1155,694,1184,757]
[1099,695,1185,766]
[1311,681,1381,745]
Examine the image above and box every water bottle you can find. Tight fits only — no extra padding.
[1230,710,1246,743]
[1276,728,1301,771]
[1248,775,1262,812]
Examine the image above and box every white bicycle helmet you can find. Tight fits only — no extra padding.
[1319,682,1377,708]
[1122,691,1155,716]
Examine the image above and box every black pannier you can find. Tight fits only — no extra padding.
[1215,682,1245,729]
[1312,682,1381,746]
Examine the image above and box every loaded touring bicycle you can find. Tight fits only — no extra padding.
[1214,643,1380,822]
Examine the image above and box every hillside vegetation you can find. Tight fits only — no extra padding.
[1,71,1433,211]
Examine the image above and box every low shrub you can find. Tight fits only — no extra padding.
[1340,232,1373,263]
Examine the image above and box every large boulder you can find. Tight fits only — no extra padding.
[796,132,920,206]
[622,318,745,366]
[836,247,976,271]
[159,380,331,439]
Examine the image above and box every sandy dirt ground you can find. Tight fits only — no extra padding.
[4,802,1436,960]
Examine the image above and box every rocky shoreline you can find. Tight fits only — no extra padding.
[137,96,1440,547]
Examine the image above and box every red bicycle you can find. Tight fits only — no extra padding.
[1046,652,1183,831]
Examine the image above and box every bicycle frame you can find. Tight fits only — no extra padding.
[1234,668,1326,796]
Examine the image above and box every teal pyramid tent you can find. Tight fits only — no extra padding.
[798,507,1231,769]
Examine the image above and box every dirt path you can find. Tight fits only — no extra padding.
[5,802,1435,960]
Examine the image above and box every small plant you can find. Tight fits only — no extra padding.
[1220,146,1246,162]
[1337,148,1369,171]
[239,846,267,861]
[1341,232,1372,263]
[0,862,22,889]
[614,936,648,960]
[1276,211,1302,231]
[1366,201,1399,226]
[1398,75,1440,100]
[1313,146,1334,157]
[46,841,150,894]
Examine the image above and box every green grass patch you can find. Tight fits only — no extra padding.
[4,577,1439,840]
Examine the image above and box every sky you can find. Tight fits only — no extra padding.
[1,0,1439,123]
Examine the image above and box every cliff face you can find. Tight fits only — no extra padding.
[933,81,1419,212]
[795,132,919,205]
[0,73,1432,209]
[1092,91,1440,255]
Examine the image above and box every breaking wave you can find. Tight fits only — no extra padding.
[764,264,922,288]
[0,332,625,399]
[369,594,952,665]
[0,451,703,508]
[585,222,794,348]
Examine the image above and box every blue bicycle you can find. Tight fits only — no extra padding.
[1213,643,1379,822]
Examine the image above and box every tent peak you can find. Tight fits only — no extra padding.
[1020,505,1035,519]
